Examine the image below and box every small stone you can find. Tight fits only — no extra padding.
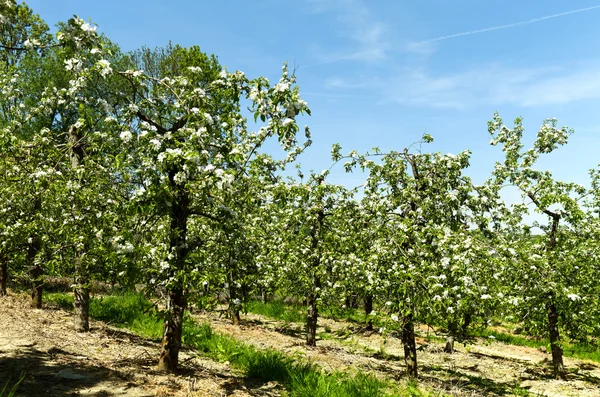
[539,346,547,353]
[55,368,88,380]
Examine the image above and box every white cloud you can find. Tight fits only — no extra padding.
[324,63,600,109]
[384,64,600,109]
[305,0,389,65]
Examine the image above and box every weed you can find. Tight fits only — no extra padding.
[0,373,24,397]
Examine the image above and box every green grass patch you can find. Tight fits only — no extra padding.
[245,299,375,329]
[44,292,163,338]
[45,292,75,311]
[90,294,163,338]
[245,299,306,323]
[182,319,399,396]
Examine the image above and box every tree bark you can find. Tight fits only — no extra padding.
[545,214,566,379]
[73,253,90,332]
[306,201,324,347]
[444,321,458,353]
[28,237,42,308]
[28,197,43,308]
[158,287,186,372]
[157,181,189,372]
[306,288,319,347]
[0,257,7,296]
[364,294,373,331]
[526,194,566,379]
[73,283,89,331]
[69,124,90,331]
[228,285,241,326]
[227,259,241,326]
[402,316,418,378]
[547,300,566,379]
[444,335,455,354]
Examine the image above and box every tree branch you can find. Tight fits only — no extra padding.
[136,111,167,134]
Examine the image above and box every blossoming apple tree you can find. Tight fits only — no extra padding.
[488,113,600,379]
[117,45,311,370]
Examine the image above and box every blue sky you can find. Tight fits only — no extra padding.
[24,0,600,196]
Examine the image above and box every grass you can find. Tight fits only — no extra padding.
[475,328,600,363]
[245,299,375,328]
[0,374,24,397]
[45,292,442,396]
[45,292,163,338]
[245,299,306,323]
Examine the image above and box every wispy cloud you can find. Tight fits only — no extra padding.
[305,0,389,65]
[415,5,600,45]
[384,65,600,109]
[324,64,600,109]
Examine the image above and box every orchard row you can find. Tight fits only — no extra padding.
[1,0,599,379]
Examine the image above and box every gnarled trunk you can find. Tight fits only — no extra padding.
[158,287,186,372]
[547,300,566,379]
[402,316,418,378]
[157,183,189,372]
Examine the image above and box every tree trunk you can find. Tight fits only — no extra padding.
[364,294,373,331]
[461,312,472,337]
[443,312,472,353]
[444,335,455,354]
[73,257,90,332]
[27,236,42,309]
[28,197,43,308]
[157,181,189,372]
[229,284,241,326]
[444,321,458,353]
[158,287,186,372]
[69,124,89,331]
[0,258,7,296]
[402,317,418,378]
[547,301,566,379]
[306,289,318,347]
[541,213,566,379]
[306,200,324,347]
[227,263,241,326]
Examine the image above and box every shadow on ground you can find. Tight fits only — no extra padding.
[0,345,145,397]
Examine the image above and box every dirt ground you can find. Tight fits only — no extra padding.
[2,290,600,396]
[193,310,600,397]
[0,292,281,397]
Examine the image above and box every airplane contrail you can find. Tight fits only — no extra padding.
[417,4,600,44]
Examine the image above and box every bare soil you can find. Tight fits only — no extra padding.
[0,291,281,397]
